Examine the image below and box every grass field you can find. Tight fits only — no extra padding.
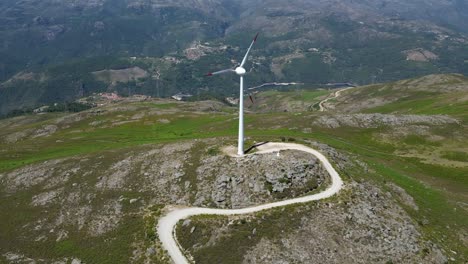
[248,89,330,112]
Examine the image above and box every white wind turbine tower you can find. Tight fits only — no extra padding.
[206,33,259,156]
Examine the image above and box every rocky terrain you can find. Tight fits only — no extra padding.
[175,139,455,263]
[196,149,328,208]
[313,113,459,129]
[242,182,445,264]
[178,181,447,264]
[0,73,466,263]
[0,137,332,263]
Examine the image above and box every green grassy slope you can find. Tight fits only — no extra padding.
[332,74,468,120]
[247,89,329,112]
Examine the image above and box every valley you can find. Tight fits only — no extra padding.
[1,0,468,115]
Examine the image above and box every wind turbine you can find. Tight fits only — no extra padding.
[206,33,259,156]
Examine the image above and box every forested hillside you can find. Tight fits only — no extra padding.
[1,0,467,115]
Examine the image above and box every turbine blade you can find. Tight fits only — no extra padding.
[240,32,259,67]
[206,68,235,76]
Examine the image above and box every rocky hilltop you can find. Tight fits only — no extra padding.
[179,181,446,264]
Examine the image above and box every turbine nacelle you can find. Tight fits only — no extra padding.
[235,66,246,76]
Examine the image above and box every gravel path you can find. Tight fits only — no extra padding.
[157,142,344,264]
[318,86,354,112]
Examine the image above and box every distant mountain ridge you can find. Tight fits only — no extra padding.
[0,0,467,114]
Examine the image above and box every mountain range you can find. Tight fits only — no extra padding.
[1,0,467,115]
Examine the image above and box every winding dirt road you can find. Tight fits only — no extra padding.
[157,142,344,264]
[318,86,354,112]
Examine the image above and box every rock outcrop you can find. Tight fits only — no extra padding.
[314,114,459,129]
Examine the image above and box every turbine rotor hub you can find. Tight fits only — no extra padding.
[235,67,246,76]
